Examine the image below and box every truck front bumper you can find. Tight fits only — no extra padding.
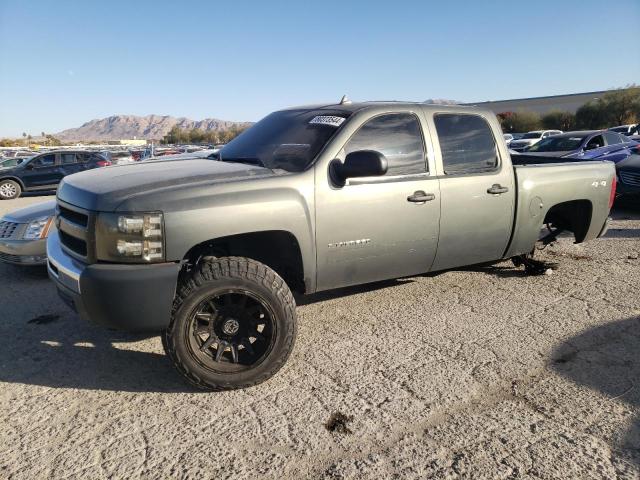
[47,230,181,331]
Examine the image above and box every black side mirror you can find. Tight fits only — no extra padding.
[25,163,34,170]
[331,150,388,184]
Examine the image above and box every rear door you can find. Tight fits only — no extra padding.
[428,111,515,271]
[59,152,83,176]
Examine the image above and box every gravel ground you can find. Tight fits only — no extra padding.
[1,194,639,479]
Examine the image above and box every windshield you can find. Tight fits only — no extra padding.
[522,132,542,139]
[527,136,587,152]
[219,109,351,172]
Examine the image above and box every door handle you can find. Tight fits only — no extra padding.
[407,191,436,203]
[487,184,509,195]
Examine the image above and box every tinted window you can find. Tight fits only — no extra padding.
[604,132,622,145]
[221,109,351,172]
[527,135,587,152]
[344,113,425,176]
[61,153,77,164]
[434,114,498,174]
[522,132,542,139]
[33,154,55,167]
[585,135,604,150]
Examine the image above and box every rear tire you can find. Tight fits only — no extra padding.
[162,256,297,391]
[0,180,21,200]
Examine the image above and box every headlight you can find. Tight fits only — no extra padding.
[96,212,165,263]
[23,216,54,240]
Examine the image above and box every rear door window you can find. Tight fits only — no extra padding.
[344,113,426,176]
[60,153,78,164]
[603,132,622,145]
[434,114,498,174]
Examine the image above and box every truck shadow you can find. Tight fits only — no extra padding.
[0,318,201,393]
[551,316,640,469]
[297,278,415,305]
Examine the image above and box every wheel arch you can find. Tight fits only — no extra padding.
[543,199,593,243]
[182,230,308,294]
[0,176,26,190]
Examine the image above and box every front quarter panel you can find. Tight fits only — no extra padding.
[161,172,317,292]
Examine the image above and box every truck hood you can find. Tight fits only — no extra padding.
[57,159,275,211]
[2,200,56,223]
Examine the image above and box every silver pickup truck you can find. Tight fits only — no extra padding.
[47,101,615,390]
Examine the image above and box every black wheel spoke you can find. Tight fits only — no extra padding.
[241,338,254,356]
[215,341,227,362]
[236,294,248,308]
[230,345,239,363]
[199,334,218,352]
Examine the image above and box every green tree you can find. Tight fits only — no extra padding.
[603,86,639,125]
[541,110,575,131]
[498,111,541,133]
[576,86,640,129]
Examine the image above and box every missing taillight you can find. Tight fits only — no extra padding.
[609,176,617,209]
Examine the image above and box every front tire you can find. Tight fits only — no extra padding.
[163,256,297,390]
[0,180,21,200]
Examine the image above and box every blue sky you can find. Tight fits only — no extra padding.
[1,0,638,137]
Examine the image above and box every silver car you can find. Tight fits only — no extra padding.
[0,200,55,265]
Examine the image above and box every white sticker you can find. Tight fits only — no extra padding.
[309,115,346,127]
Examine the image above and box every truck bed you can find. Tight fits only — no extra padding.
[510,153,588,166]
[504,158,615,258]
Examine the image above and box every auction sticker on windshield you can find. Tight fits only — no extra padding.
[309,116,346,127]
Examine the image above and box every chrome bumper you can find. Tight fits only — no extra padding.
[47,230,84,293]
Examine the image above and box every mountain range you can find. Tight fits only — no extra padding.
[52,100,461,141]
[55,115,252,141]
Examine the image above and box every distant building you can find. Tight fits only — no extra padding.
[465,90,607,115]
[105,139,149,146]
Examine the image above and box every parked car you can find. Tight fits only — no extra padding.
[0,200,55,265]
[522,131,639,162]
[509,130,563,151]
[616,154,640,198]
[109,151,135,165]
[608,124,637,136]
[0,150,111,200]
[46,101,615,391]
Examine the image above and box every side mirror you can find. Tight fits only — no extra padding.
[331,150,387,184]
[25,163,34,170]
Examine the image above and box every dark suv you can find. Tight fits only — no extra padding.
[0,150,111,200]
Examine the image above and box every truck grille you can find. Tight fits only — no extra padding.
[0,221,19,239]
[619,171,640,187]
[55,200,95,263]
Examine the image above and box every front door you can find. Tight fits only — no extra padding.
[315,112,440,291]
[21,153,60,189]
[429,112,515,271]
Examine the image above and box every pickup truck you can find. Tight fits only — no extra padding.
[46,101,616,391]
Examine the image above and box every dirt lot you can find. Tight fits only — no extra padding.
[1,194,639,479]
